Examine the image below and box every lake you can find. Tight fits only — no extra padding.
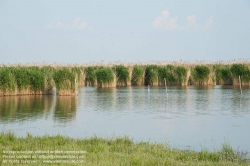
[0,85,250,154]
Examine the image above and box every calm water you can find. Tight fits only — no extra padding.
[0,86,250,153]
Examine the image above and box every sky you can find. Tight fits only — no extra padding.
[0,0,250,64]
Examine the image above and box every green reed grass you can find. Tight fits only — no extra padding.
[231,64,250,82]
[41,66,55,93]
[215,65,233,85]
[12,67,30,91]
[28,67,46,93]
[84,66,97,86]
[0,67,17,94]
[113,65,129,86]
[0,133,248,166]
[145,65,158,85]
[53,68,76,91]
[192,65,210,85]
[1,62,250,94]
[175,66,188,85]
[71,67,85,85]
[95,67,114,86]
[131,65,144,85]
[6,66,53,94]
[158,66,176,85]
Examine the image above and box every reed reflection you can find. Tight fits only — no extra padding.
[95,88,116,112]
[193,86,214,114]
[228,86,250,114]
[0,95,54,122]
[54,96,77,123]
[115,87,132,112]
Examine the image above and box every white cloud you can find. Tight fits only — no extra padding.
[204,15,214,29]
[186,14,214,30]
[152,10,178,30]
[44,17,89,30]
[187,14,196,25]
[152,10,213,31]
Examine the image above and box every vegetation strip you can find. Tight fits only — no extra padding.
[0,133,249,166]
[0,63,250,96]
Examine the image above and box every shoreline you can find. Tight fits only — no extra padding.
[0,133,249,165]
[0,62,250,97]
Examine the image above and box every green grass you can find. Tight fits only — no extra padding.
[0,133,248,166]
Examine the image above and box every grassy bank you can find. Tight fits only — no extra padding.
[1,62,250,95]
[0,133,248,166]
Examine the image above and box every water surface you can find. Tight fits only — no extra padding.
[0,86,250,154]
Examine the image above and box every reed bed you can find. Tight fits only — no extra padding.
[131,65,145,85]
[112,65,130,86]
[84,66,98,86]
[53,68,77,95]
[95,67,116,88]
[1,61,250,96]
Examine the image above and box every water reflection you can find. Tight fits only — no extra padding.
[193,86,214,115]
[0,96,53,122]
[0,95,78,123]
[95,88,116,112]
[0,86,250,153]
[54,96,77,123]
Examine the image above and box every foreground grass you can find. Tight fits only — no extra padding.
[0,133,249,166]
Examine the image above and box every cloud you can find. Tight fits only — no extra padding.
[152,10,213,31]
[44,17,89,30]
[152,10,178,30]
[186,14,213,30]
[187,14,196,25]
[204,15,214,29]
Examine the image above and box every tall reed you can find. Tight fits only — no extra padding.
[158,65,176,86]
[174,66,188,85]
[145,65,158,86]
[214,65,233,85]
[113,65,130,86]
[231,64,250,85]
[84,66,97,86]
[95,67,115,88]
[0,67,17,96]
[71,66,85,86]
[1,62,250,95]
[53,68,77,95]
[191,65,210,85]
[131,65,145,85]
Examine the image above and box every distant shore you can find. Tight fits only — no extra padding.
[0,61,250,96]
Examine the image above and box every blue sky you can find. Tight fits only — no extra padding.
[0,0,250,64]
